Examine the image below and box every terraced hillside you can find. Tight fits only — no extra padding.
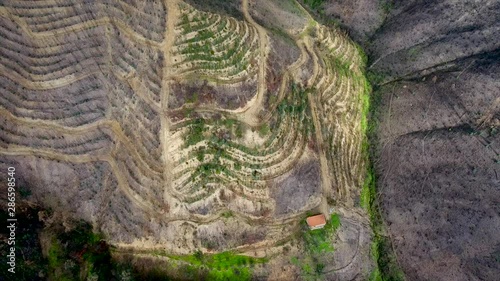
[0,0,373,279]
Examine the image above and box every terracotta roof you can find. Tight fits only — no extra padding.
[306,214,326,227]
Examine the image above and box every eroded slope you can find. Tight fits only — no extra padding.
[0,0,373,279]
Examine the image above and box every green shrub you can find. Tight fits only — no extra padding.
[303,0,325,10]
[258,124,270,136]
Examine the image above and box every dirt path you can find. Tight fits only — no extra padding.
[160,0,181,205]
[308,92,332,216]
[300,22,333,216]
[304,33,321,86]
[237,0,268,126]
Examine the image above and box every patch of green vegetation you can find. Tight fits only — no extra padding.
[233,162,242,171]
[186,92,199,104]
[366,70,389,89]
[301,19,318,38]
[370,266,383,281]
[302,0,325,11]
[235,122,244,138]
[182,107,195,118]
[315,263,325,275]
[18,185,32,198]
[363,132,406,281]
[179,27,251,74]
[355,43,369,67]
[220,118,236,128]
[195,162,227,176]
[360,169,372,210]
[380,0,394,14]
[258,124,270,137]
[1,208,205,281]
[221,210,233,218]
[184,118,207,147]
[407,45,422,61]
[189,136,234,182]
[272,0,308,17]
[371,236,406,281]
[219,118,244,140]
[332,56,354,77]
[277,84,310,116]
[45,221,115,281]
[299,0,343,27]
[167,251,267,281]
[47,238,74,281]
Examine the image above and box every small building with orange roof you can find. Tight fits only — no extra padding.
[306,214,327,230]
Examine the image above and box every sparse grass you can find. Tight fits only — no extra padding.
[221,210,233,218]
[355,43,369,66]
[302,0,325,11]
[19,185,32,198]
[167,251,267,281]
[184,118,207,147]
[367,70,389,89]
[331,56,353,77]
[380,0,394,15]
[369,266,383,281]
[272,0,308,18]
[300,19,318,38]
[407,46,421,61]
[258,123,270,136]
[371,236,406,281]
[47,239,70,280]
[235,123,244,138]
[360,167,373,210]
